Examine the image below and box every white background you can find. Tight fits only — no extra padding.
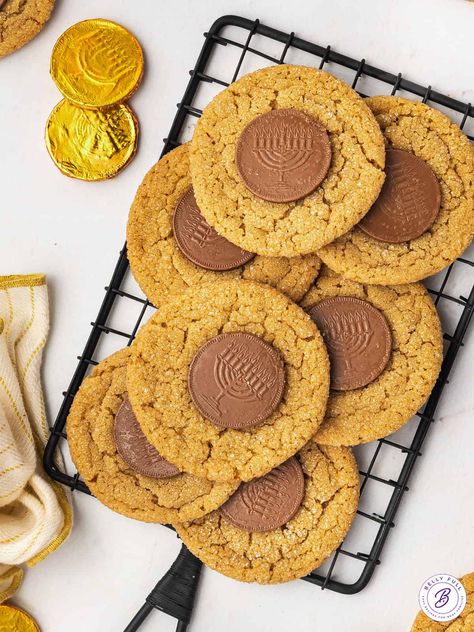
[1,0,474,630]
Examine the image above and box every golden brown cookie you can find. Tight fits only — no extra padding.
[318,96,474,284]
[301,266,443,445]
[67,348,238,523]
[127,144,321,306]
[189,65,385,257]
[411,573,474,631]
[127,279,330,482]
[176,442,359,584]
[0,0,55,58]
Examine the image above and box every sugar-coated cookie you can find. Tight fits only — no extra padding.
[127,143,321,307]
[301,266,443,445]
[127,280,330,482]
[67,348,238,523]
[176,442,359,584]
[0,0,54,58]
[190,65,385,257]
[319,96,474,284]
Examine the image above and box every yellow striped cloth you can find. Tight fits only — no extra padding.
[0,274,72,601]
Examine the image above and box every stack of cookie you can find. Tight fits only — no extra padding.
[67,64,474,585]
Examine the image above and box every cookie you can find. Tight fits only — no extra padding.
[189,64,385,257]
[0,0,55,58]
[301,266,443,446]
[127,279,330,482]
[411,573,474,631]
[318,96,474,284]
[126,144,321,306]
[176,441,359,584]
[67,348,238,523]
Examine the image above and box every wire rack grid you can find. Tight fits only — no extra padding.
[44,12,474,607]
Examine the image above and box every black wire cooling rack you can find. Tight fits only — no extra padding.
[44,13,474,632]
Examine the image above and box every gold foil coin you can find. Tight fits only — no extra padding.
[45,99,138,181]
[0,604,40,632]
[50,19,144,108]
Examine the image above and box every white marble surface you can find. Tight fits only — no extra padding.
[1,0,474,630]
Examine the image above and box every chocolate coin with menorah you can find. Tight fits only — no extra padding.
[50,19,144,108]
[173,186,255,270]
[188,332,286,429]
[359,149,441,243]
[308,296,392,391]
[235,108,332,203]
[220,457,305,532]
[114,397,180,478]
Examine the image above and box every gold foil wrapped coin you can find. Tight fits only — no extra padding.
[0,604,40,632]
[50,19,144,108]
[45,99,138,181]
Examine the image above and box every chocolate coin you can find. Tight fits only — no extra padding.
[359,148,440,243]
[173,187,255,270]
[235,108,331,203]
[114,397,180,478]
[188,332,285,429]
[308,296,392,391]
[50,19,144,108]
[220,457,305,532]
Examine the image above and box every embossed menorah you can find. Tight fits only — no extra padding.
[325,311,373,371]
[183,212,220,248]
[78,30,130,86]
[201,342,275,417]
[91,110,130,153]
[241,469,291,515]
[386,162,425,223]
[252,124,314,185]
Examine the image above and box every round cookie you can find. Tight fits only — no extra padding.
[0,0,55,58]
[300,266,443,446]
[176,441,360,584]
[127,143,321,306]
[318,96,474,284]
[67,348,238,523]
[411,573,474,631]
[189,64,386,257]
[127,279,330,482]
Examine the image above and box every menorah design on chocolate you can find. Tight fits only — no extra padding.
[200,342,276,418]
[380,161,426,226]
[76,30,132,94]
[252,123,315,187]
[323,310,374,371]
[183,211,222,249]
[89,110,130,154]
[240,468,292,517]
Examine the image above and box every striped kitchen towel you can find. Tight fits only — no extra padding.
[0,274,72,601]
